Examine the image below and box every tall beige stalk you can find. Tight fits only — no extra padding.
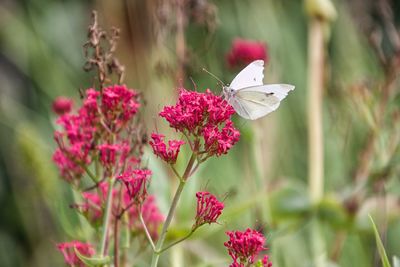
[305,0,336,203]
[305,1,336,267]
[307,19,325,203]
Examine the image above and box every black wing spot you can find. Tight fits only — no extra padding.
[265,92,274,96]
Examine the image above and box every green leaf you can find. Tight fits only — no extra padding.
[393,256,400,267]
[369,214,391,267]
[74,247,111,267]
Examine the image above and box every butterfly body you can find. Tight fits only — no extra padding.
[223,60,295,120]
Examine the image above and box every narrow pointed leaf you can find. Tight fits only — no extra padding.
[74,247,111,267]
[369,215,391,267]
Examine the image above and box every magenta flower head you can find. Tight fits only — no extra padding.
[159,88,240,157]
[118,169,152,204]
[193,191,224,229]
[101,85,140,130]
[56,241,95,267]
[52,96,73,115]
[149,133,185,164]
[226,38,268,68]
[224,228,269,266]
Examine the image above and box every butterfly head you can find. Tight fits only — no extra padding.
[223,86,235,100]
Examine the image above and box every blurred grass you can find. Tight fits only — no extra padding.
[0,0,399,266]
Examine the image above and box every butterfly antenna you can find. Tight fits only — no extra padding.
[189,76,198,91]
[202,68,225,87]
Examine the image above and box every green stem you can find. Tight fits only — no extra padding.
[82,165,98,184]
[150,152,197,267]
[100,178,114,256]
[157,229,195,254]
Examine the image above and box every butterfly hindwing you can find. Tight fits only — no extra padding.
[232,84,295,120]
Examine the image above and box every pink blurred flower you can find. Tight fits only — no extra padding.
[52,89,100,182]
[260,255,273,267]
[52,96,73,115]
[226,38,268,68]
[159,88,239,157]
[224,228,269,266]
[97,143,130,175]
[56,241,95,267]
[127,195,164,239]
[74,182,117,225]
[193,191,224,229]
[149,133,185,164]
[118,169,152,204]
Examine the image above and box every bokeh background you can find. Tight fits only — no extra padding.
[0,0,400,266]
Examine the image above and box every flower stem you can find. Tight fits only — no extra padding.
[150,152,197,267]
[138,205,156,251]
[100,178,114,256]
[83,165,98,184]
[157,229,195,254]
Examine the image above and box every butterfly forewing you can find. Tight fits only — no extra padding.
[230,60,264,90]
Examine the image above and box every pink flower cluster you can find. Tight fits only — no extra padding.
[53,90,99,182]
[101,85,140,131]
[56,241,95,267]
[226,38,268,68]
[159,88,240,156]
[149,133,185,164]
[117,168,152,203]
[193,191,224,229]
[224,228,271,266]
[52,85,140,182]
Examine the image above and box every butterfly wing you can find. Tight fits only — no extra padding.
[233,84,295,120]
[230,60,265,90]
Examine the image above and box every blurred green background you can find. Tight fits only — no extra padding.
[0,0,399,266]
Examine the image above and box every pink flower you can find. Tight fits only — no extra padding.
[118,169,152,203]
[101,85,140,130]
[149,133,185,164]
[193,191,224,229]
[52,96,73,115]
[159,88,239,157]
[260,255,273,267]
[97,143,130,171]
[79,191,103,224]
[226,38,268,68]
[203,121,240,156]
[52,148,85,182]
[56,241,95,267]
[127,195,164,239]
[52,89,101,182]
[73,182,117,225]
[224,228,268,265]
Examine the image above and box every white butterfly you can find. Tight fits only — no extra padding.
[223,60,295,120]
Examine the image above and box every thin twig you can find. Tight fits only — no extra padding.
[138,205,156,251]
